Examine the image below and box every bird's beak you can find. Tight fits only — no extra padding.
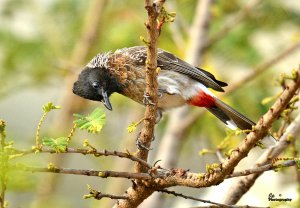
[99,88,112,111]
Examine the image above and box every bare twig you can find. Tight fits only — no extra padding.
[192,205,268,208]
[85,185,129,200]
[12,164,160,180]
[222,110,300,204]
[11,147,152,169]
[87,192,128,200]
[157,189,265,208]
[227,160,297,178]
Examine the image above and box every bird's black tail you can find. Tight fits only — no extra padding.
[207,98,277,147]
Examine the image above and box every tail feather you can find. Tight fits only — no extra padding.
[212,99,255,130]
[206,106,237,129]
[207,98,277,147]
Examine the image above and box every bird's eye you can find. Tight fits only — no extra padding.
[92,82,100,89]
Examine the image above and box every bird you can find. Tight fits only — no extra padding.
[72,46,276,146]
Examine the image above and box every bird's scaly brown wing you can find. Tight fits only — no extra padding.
[116,46,227,92]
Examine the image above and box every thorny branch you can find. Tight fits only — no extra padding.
[12,164,161,180]
[144,1,214,206]
[227,160,297,178]
[157,189,267,208]
[85,185,129,200]
[134,0,161,173]
[11,155,299,184]
[11,147,151,169]
[114,1,166,207]
[222,110,300,204]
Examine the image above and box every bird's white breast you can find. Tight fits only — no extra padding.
[157,70,214,110]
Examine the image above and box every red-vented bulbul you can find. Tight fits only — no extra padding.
[72,46,276,145]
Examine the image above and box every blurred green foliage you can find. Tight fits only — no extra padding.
[1,0,299,98]
[1,0,299,94]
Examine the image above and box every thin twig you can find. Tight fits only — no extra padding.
[85,185,129,200]
[192,206,268,208]
[227,160,297,178]
[159,189,268,208]
[35,112,47,149]
[11,164,160,180]
[88,192,128,200]
[10,147,152,169]
[67,124,76,143]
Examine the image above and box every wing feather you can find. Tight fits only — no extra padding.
[118,46,227,92]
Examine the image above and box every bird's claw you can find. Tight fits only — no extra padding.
[136,134,152,151]
[155,110,163,123]
[143,91,155,106]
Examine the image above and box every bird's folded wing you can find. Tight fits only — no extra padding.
[117,46,227,92]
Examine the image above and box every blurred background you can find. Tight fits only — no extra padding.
[1,0,300,207]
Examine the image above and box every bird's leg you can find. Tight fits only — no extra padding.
[143,88,168,105]
[143,89,164,123]
[155,109,163,123]
[158,88,165,98]
[136,132,153,151]
[143,91,155,105]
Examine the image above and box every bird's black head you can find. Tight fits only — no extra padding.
[72,67,122,110]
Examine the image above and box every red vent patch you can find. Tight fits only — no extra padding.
[188,90,215,107]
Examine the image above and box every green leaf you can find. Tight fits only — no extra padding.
[140,36,150,46]
[261,96,276,105]
[73,107,106,134]
[42,102,61,113]
[127,122,139,133]
[42,137,68,152]
[199,148,214,156]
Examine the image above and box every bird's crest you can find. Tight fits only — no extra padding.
[86,52,112,68]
